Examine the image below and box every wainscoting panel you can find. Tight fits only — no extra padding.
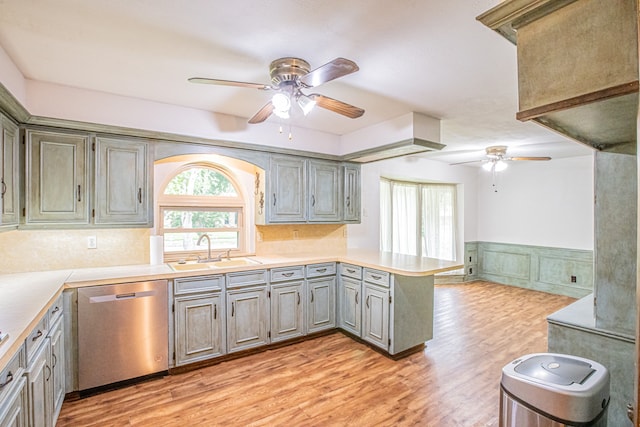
[467,241,593,298]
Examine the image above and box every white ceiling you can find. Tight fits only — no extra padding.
[0,0,593,163]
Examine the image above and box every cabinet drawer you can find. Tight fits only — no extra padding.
[48,293,64,325]
[340,263,362,280]
[227,269,268,288]
[25,314,49,363]
[0,346,24,402]
[175,275,225,295]
[364,268,390,287]
[270,266,305,283]
[306,262,336,278]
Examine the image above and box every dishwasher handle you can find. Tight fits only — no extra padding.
[89,289,157,303]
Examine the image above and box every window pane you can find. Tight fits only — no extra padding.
[164,232,239,252]
[164,167,238,196]
[163,210,238,229]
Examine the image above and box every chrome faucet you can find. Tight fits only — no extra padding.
[196,234,212,263]
[212,249,231,262]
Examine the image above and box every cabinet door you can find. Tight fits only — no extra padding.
[175,293,225,366]
[95,137,151,226]
[26,131,90,224]
[362,284,390,350]
[338,277,361,336]
[343,164,361,222]
[0,375,27,427]
[270,281,305,342]
[308,276,336,333]
[227,287,269,353]
[1,116,19,227]
[308,160,341,222]
[268,156,306,222]
[48,318,65,424]
[24,341,51,427]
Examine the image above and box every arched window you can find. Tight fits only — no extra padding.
[159,164,245,259]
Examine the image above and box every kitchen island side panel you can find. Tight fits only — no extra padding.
[390,274,434,355]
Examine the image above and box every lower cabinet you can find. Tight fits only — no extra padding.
[270,266,306,342]
[307,276,336,333]
[173,275,226,366]
[362,283,390,350]
[227,285,270,353]
[338,276,362,336]
[0,347,27,427]
[175,294,225,366]
[25,338,50,427]
[48,318,65,425]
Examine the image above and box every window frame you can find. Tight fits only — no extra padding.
[158,163,247,261]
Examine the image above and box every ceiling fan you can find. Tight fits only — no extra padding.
[451,145,551,172]
[188,57,365,124]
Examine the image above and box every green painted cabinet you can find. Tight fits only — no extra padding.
[226,269,270,353]
[174,275,226,366]
[25,130,90,225]
[24,340,50,427]
[308,160,342,222]
[362,283,389,351]
[48,317,65,426]
[338,264,363,336]
[343,164,361,222]
[306,263,337,334]
[267,156,307,222]
[0,347,27,427]
[1,114,19,228]
[270,281,305,342]
[94,137,151,226]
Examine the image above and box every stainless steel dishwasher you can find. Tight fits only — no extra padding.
[78,280,169,391]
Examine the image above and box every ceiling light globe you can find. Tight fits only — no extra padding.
[482,161,494,171]
[272,93,291,112]
[494,160,508,172]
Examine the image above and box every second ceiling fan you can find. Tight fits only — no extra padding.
[451,145,551,171]
[189,57,365,124]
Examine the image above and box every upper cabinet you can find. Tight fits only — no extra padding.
[24,129,152,228]
[26,130,91,225]
[308,160,342,222]
[261,155,360,225]
[477,0,638,154]
[94,137,151,226]
[1,114,19,228]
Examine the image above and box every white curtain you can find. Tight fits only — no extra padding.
[422,185,457,261]
[380,178,457,261]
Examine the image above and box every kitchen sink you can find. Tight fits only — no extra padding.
[169,257,262,271]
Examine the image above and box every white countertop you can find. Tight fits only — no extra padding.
[0,250,462,370]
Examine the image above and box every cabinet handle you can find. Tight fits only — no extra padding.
[311,195,316,207]
[355,291,359,304]
[366,295,370,308]
[45,364,52,382]
[138,188,142,204]
[283,272,294,277]
[0,179,5,197]
[31,330,43,341]
[52,353,57,369]
[316,268,327,273]
[346,196,350,208]
[214,304,217,320]
[0,372,13,389]
[77,185,81,202]
[346,268,356,273]
[51,306,60,314]
[231,302,235,317]
[371,274,382,280]
[297,292,300,305]
[273,193,276,206]
[310,290,314,303]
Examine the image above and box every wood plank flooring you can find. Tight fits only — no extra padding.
[57,281,576,427]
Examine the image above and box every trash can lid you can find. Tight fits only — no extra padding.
[514,354,595,386]
[501,353,610,423]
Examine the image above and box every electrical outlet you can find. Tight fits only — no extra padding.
[257,232,263,242]
[571,275,577,283]
[87,236,97,249]
[293,230,299,239]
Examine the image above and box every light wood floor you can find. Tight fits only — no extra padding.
[57,281,576,427]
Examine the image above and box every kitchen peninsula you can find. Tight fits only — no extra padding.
[0,249,461,386]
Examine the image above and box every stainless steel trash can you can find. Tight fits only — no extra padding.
[500,353,610,426]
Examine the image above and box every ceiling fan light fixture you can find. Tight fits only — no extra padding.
[494,160,508,172]
[482,161,494,172]
[271,92,291,113]
[296,93,316,115]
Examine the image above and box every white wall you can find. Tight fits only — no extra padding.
[476,155,594,250]
[347,155,479,262]
[0,44,27,106]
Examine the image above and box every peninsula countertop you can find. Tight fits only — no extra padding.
[0,250,462,370]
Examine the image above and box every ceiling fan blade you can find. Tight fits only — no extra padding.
[450,160,484,166]
[299,58,359,88]
[309,94,364,119]
[509,156,552,161]
[248,102,275,124]
[188,77,270,90]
